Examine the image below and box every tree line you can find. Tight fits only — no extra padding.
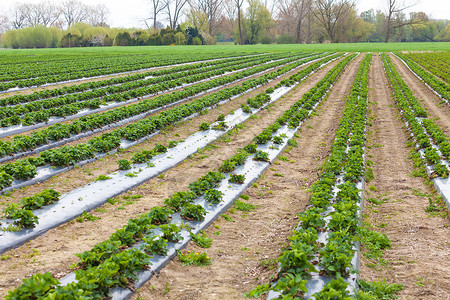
[1,0,449,48]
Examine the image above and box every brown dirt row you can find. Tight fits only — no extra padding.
[0,55,346,206]
[389,53,450,137]
[129,54,365,299]
[359,54,450,299]
[0,54,356,298]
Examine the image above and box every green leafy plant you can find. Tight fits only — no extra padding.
[190,230,212,248]
[177,250,212,266]
[141,236,168,256]
[199,122,210,131]
[204,189,224,204]
[117,159,131,170]
[180,204,207,221]
[160,224,183,242]
[228,173,245,184]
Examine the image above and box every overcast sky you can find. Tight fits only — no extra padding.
[1,0,449,29]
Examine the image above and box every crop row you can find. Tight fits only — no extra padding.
[404,51,450,84]
[395,52,449,101]
[0,52,251,91]
[0,53,288,128]
[266,53,372,299]
[5,52,356,300]
[382,53,450,178]
[0,54,265,107]
[0,54,334,192]
[0,53,312,157]
[0,53,340,252]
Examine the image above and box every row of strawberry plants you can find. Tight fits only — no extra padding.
[382,53,450,178]
[265,53,371,299]
[0,53,285,127]
[0,53,264,107]
[0,53,314,158]
[0,54,341,234]
[5,53,356,300]
[404,51,450,84]
[2,189,60,229]
[394,52,449,101]
[0,54,335,192]
[0,52,249,91]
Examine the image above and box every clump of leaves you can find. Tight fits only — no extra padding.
[204,189,224,204]
[234,200,256,212]
[357,278,403,300]
[117,159,131,170]
[253,150,270,162]
[160,224,183,242]
[190,230,212,248]
[199,122,210,131]
[229,173,245,184]
[177,250,212,266]
[95,174,112,181]
[181,204,207,221]
[141,236,168,256]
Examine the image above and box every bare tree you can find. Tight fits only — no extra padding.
[61,0,89,27]
[0,15,9,33]
[312,0,354,43]
[234,0,245,44]
[277,0,311,42]
[149,0,167,29]
[88,4,110,27]
[384,0,420,42]
[10,4,27,29]
[189,0,223,35]
[163,0,188,29]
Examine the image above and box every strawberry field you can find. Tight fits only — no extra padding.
[0,46,448,299]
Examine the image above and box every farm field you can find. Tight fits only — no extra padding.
[0,45,449,299]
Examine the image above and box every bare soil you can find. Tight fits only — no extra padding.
[0,55,352,297]
[359,54,450,299]
[130,54,364,299]
[389,53,450,136]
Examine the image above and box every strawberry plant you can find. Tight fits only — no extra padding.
[160,224,183,242]
[229,173,245,184]
[141,236,169,256]
[204,189,224,204]
[180,203,207,221]
[253,150,270,162]
[117,159,131,170]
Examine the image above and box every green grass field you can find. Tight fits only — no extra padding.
[1,42,449,58]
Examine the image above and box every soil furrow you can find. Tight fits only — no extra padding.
[129,54,365,299]
[359,54,450,299]
[0,55,350,298]
[389,53,450,137]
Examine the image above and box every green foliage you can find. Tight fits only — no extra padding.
[234,199,256,211]
[5,272,60,300]
[180,203,207,221]
[141,236,168,256]
[244,282,270,298]
[190,230,212,248]
[313,277,352,300]
[177,250,212,266]
[117,159,131,170]
[204,189,224,204]
[95,174,112,181]
[357,279,403,300]
[228,173,245,184]
[199,122,210,131]
[160,224,183,242]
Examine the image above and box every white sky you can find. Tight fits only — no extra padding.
[1,0,449,29]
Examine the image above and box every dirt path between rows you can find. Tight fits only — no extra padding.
[130,55,365,299]
[0,55,353,298]
[389,53,450,137]
[359,54,450,299]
